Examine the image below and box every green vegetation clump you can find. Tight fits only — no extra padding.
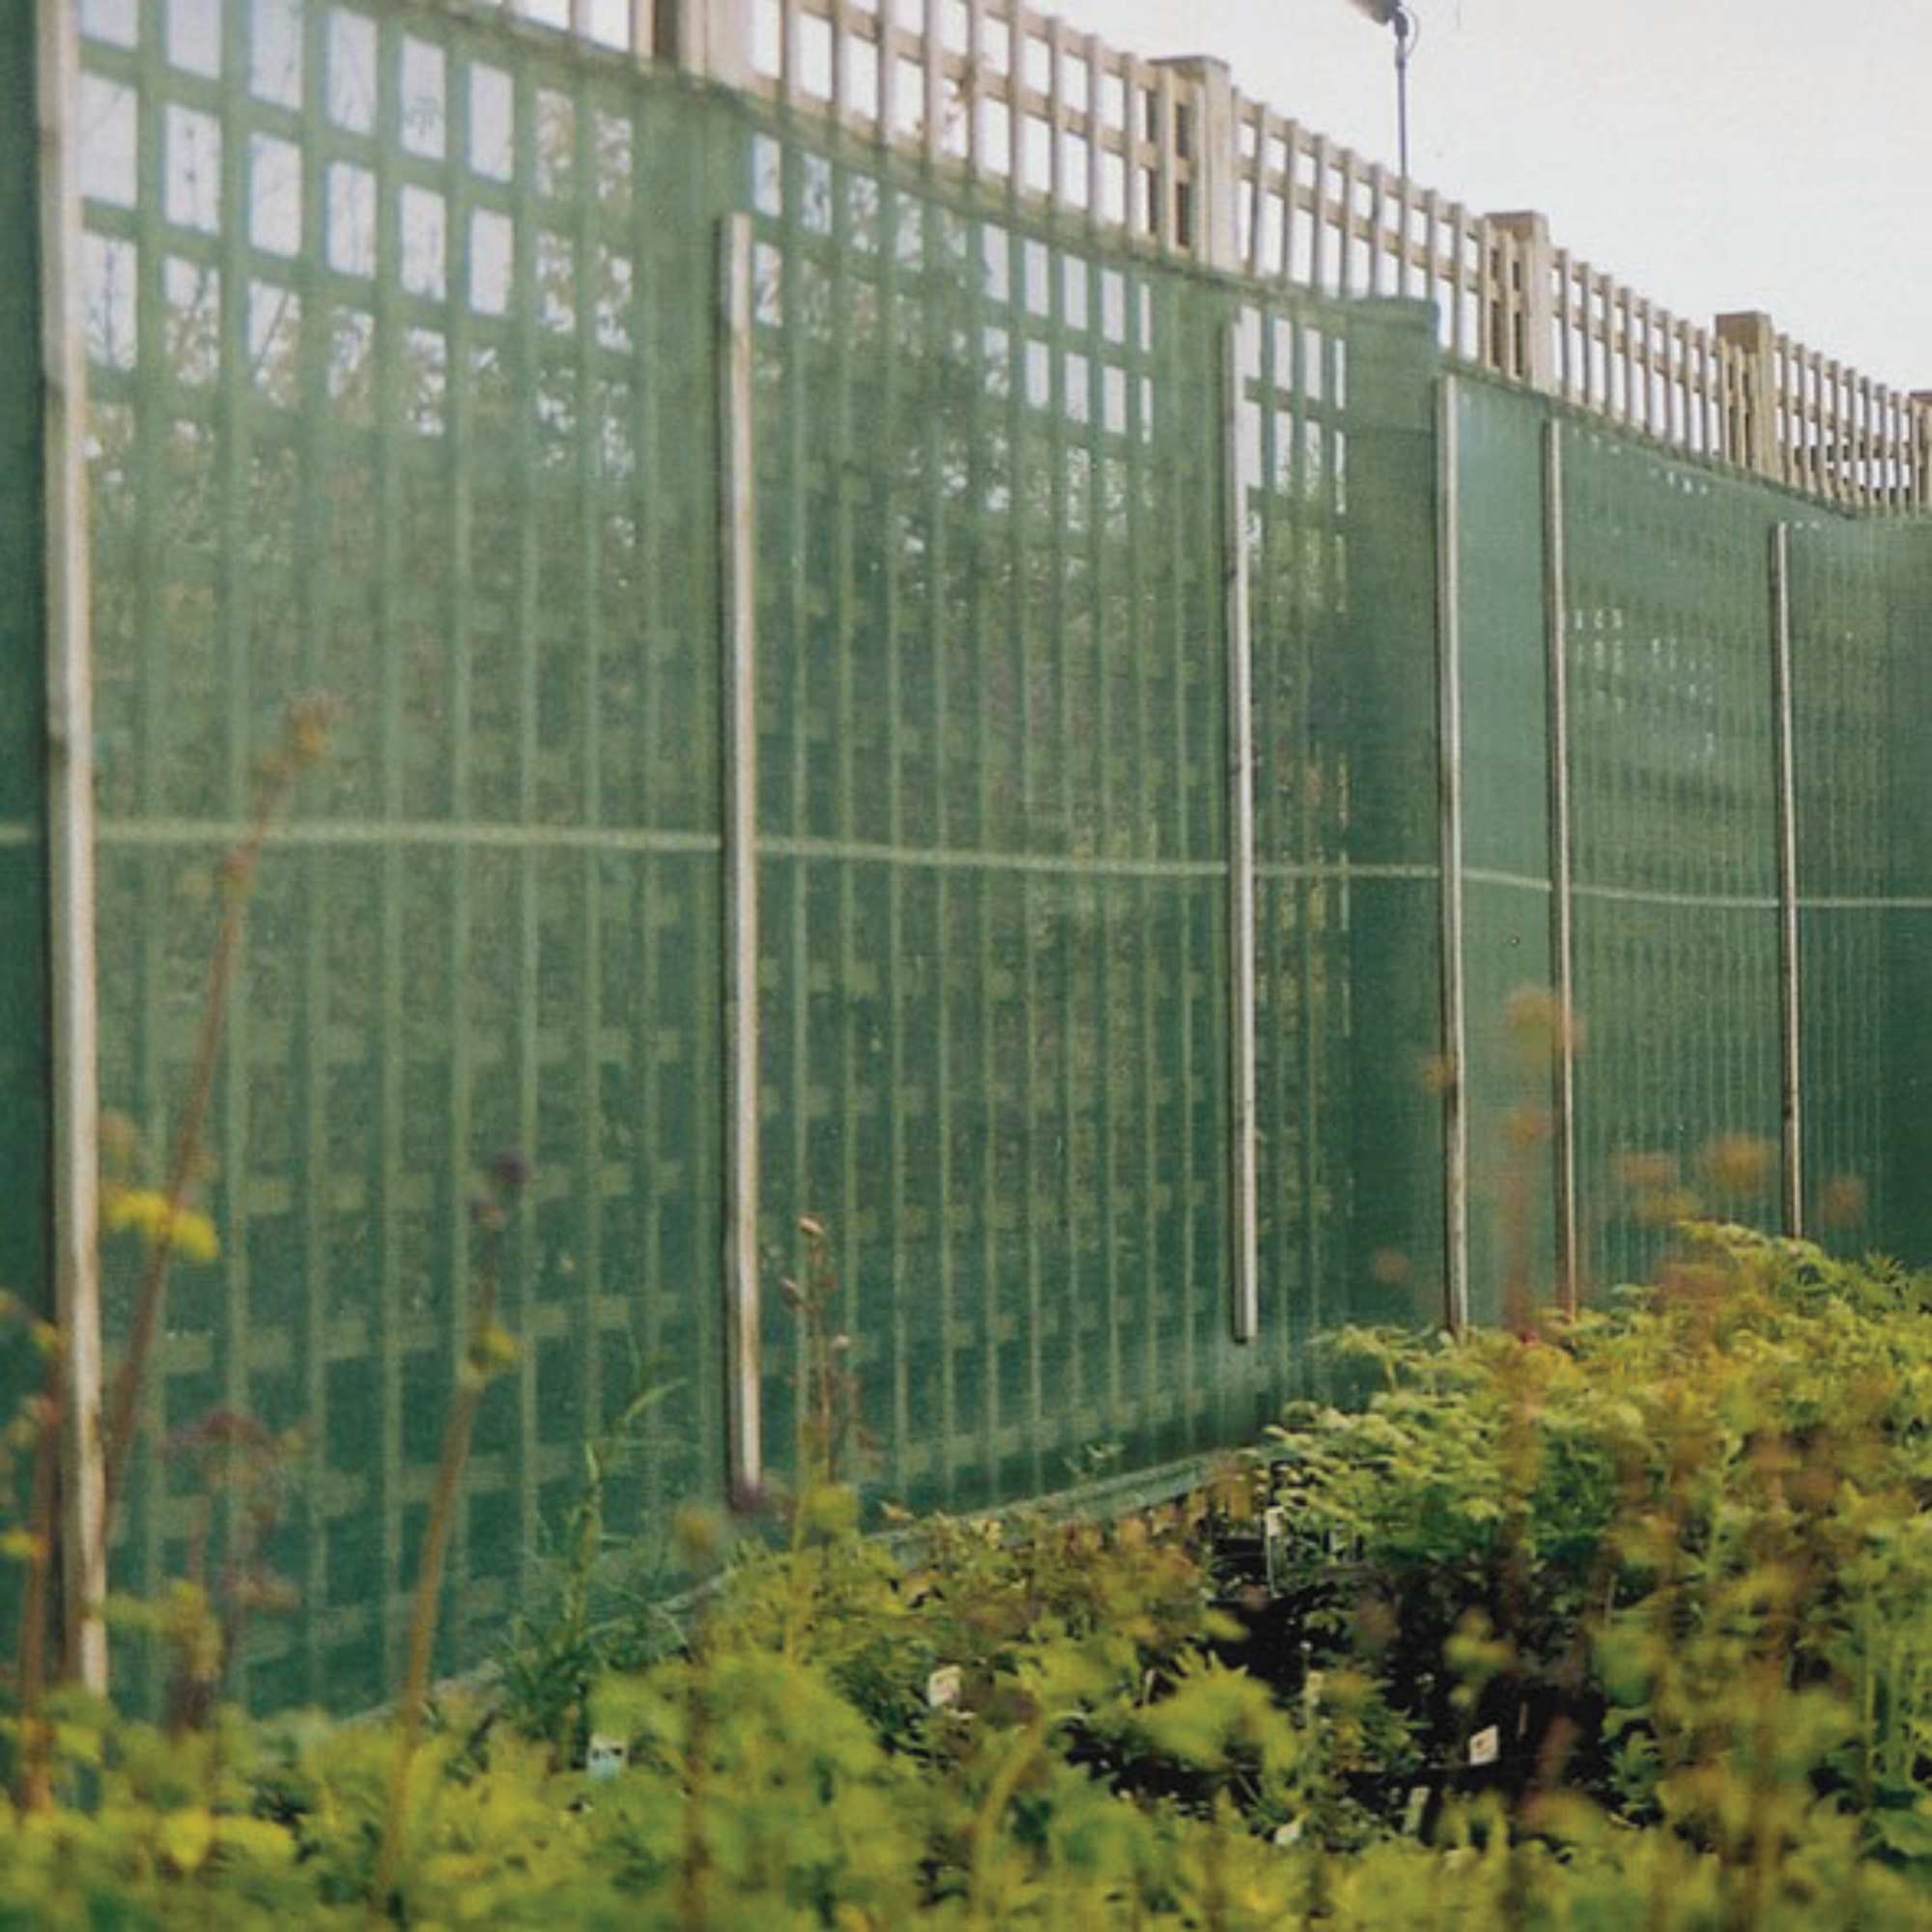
[1251,1221,1932,1920]
[5,1222,1932,1926]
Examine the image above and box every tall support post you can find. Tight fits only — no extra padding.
[718,214,761,1496]
[1487,211,1557,394]
[1222,313,1257,1342]
[628,0,654,61]
[1716,310,1780,479]
[1435,378,1469,1330]
[658,0,752,86]
[1912,392,1932,512]
[1770,523,1804,1237]
[1542,420,1578,1310]
[30,0,106,1693]
[1156,56,1240,271]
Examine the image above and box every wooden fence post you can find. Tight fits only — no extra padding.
[1154,56,1239,272]
[1486,211,1556,393]
[656,0,751,87]
[1912,392,1932,511]
[17,0,107,1692]
[1716,310,1780,479]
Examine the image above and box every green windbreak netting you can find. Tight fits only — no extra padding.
[67,0,1448,1711]
[1875,526,1932,1266]
[76,0,733,1712]
[746,127,1445,1505]
[1,2,54,1663]
[1245,300,1445,1355]
[748,156,1237,1507]
[43,0,1932,1719]
[1788,518,1890,1253]
[1452,402,1929,1300]
[1451,379,1558,1322]
[1784,518,1932,1269]
[1559,430,1785,1288]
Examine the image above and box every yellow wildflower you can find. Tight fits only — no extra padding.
[100,1186,220,1264]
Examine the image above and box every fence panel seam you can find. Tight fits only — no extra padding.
[1771,522,1804,1235]
[1223,311,1258,1344]
[1544,418,1578,1310]
[719,211,760,1496]
[1436,375,1469,1330]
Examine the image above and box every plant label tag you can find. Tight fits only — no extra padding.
[926,1664,963,1710]
[1403,1785,1431,1835]
[1264,1506,1288,1595]
[1468,1724,1499,1767]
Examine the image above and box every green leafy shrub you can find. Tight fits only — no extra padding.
[1256,1223,1932,1911]
[5,1222,1932,1926]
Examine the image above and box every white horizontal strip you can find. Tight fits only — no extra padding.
[1573,880,1778,912]
[96,818,722,856]
[1800,895,1932,912]
[760,834,1223,879]
[97,829,1929,915]
[769,849,1451,886]
[1255,860,1440,883]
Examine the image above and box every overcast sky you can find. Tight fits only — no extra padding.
[1047,0,1928,393]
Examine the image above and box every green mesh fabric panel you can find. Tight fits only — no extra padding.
[1320,306,1447,1337]
[747,158,1237,1505]
[1,2,53,1314]
[1451,380,1558,1322]
[1878,526,1932,1266]
[1243,302,1350,1384]
[1459,414,1928,1299]
[744,127,1443,1502]
[0,0,54,1650]
[1785,519,1932,1266]
[1787,518,1889,1251]
[70,0,1449,1709]
[77,0,731,1713]
[1559,432,1786,1288]
[1241,298,1444,1372]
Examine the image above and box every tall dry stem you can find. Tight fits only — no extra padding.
[368,1154,525,1923]
[97,698,335,1573]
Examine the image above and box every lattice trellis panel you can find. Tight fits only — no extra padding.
[1560,431,1785,1290]
[746,132,1247,1507]
[78,0,729,1713]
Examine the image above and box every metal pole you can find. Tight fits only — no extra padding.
[1770,523,1804,1236]
[36,0,107,1694]
[1435,376,1469,1330]
[1394,17,1411,180]
[1223,316,1258,1343]
[718,213,761,1495]
[1544,421,1578,1310]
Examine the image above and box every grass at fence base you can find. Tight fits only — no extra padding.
[5,1219,1932,1926]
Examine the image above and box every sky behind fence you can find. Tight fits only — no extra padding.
[1049,0,1929,402]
